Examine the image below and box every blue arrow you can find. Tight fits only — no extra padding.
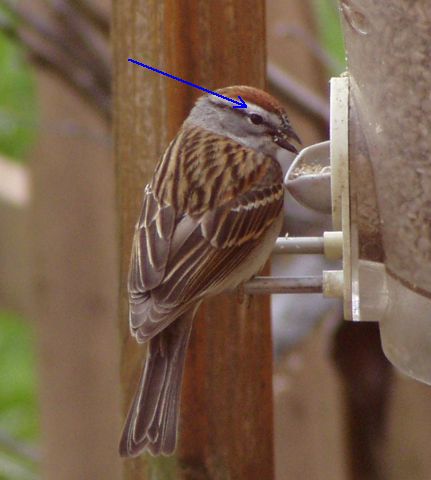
[128,58,247,109]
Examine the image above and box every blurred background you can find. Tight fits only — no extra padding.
[0,1,431,479]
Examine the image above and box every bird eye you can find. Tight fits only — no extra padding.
[249,113,263,125]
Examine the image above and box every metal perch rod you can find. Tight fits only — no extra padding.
[236,238,326,294]
[273,237,324,254]
[243,276,323,294]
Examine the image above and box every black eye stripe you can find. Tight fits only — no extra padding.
[217,102,279,131]
[250,113,263,125]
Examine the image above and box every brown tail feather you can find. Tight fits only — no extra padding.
[119,312,194,457]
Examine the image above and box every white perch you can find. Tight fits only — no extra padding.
[273,237,324,254]
[243,275,323,294]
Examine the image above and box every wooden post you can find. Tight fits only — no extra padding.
[31,71,122,479]
[113,1,273,478]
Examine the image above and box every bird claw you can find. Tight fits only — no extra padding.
[236,284,253,308]
[236,284,246,304]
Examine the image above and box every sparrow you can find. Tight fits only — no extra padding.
[119,85,301,457]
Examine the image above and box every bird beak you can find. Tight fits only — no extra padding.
[273,126,302,154]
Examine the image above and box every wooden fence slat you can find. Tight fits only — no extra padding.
[113,1,273,478]
[31,69,122,479]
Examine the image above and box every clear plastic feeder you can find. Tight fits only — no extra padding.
[340,0,431,384]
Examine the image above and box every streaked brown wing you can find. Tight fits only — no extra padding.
[128,186,176,294]
[130,182,283,342]
[157,182,283,303]
[128,127,284,342]
[200,183,284,248]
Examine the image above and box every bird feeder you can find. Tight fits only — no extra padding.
[340,0,431,385]
[258,0,431,385]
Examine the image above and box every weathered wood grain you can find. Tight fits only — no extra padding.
[113,1,273,478]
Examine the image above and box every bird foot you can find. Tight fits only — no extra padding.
[236,284,253,308]
[236,284,246,304]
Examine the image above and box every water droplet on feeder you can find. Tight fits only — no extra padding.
[340,1,370,36]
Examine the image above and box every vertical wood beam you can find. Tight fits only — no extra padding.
[31,71,122,480]
[113,1,273,478]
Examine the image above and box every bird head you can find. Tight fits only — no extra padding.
[186,85,301,158]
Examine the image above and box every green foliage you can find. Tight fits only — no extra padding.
[312,0,346,73]
[0,31,37,162]
[0,311,38,441]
